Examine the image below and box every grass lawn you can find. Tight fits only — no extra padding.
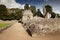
[0,22,10,29]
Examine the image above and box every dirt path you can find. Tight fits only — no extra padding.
[0,22,60,40]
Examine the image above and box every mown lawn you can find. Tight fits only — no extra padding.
[0,22,10,29]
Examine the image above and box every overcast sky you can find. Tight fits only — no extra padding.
[0,0,60,14]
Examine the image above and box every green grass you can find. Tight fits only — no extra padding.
[0,22,10,29]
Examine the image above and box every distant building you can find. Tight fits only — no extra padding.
[43,7,51,19]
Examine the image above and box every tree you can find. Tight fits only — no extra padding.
[51,12,56,18]
[30,6,36,16]
[16,9,23,20]
[8,8,23,20]
[56,14,60,18]
[45,5,52,14]
[51,12,60,18]
[0,4,9,20]
[24,4,29,10]
[34,9,43,17]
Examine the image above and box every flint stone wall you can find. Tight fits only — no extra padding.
[22,17,60,36]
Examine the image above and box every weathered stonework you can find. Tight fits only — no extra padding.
[22,10,60,37]
[22,17,60,36]
[22,9,33,24]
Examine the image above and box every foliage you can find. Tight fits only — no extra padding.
[51,12,60,18]
[8,8,23,20]
[24,4,29,10]
[30,6,36,16]
[0,4,9,20]
[51,12,56,18]
[0,5,23,20]
[34,9,43,17]
[45,5,52,13]
[56,14,60,18]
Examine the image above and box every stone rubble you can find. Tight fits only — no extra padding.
[22,16,60,36]
[22,10,60,36]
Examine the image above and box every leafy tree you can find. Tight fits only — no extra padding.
[0,4,9,20]
[51,12,60,18]
[45,5,52,13]
[15,9,23,20]
[8,8,22,20]
[15,10,22,20]
[34,9,43,17]
[24,4,29,10]
[56,14,60,18]
[30,6,36,16]
[51,12,56,18]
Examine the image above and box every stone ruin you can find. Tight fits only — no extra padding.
[22,9,33,22]
[22,17,60,36]
[22,10,60,37]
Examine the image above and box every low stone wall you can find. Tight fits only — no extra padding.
[22,17,60,36]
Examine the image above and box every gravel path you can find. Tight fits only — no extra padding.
[0,22,60,40]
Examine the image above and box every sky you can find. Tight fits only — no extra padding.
[15,0,60,14]
[0,0,60,14]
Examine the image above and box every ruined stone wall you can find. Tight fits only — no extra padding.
[22,17,60,36]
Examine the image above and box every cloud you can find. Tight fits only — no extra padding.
[0,0,25,9]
